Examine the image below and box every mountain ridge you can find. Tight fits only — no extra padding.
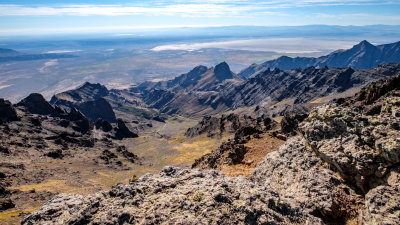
[239,40,400,78]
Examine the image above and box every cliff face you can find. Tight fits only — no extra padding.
[50,83,117,122]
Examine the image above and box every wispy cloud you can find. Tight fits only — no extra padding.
[0,0,396,17]
[0,4,273,17]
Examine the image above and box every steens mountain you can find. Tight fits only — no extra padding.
[239,40,400,78]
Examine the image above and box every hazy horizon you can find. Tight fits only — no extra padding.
[1,0,400,36]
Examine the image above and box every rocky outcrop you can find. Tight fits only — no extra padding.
[186,113,274,138]
[77,97,116,123]
[95,119,113,132]
[280,113,308,136]
[190,114,277,169]
[296,74,400,224]
[214,61,235,81]
[16,93,56,115]
[252,138,364,224]
[0,98,19,123]
[301,99,399,193]
[192,139,248,169]
[114,119,138,140]
[22,167,322,225]
[0,183,15,211]
[363,184,400,224]
[50,82,109,104]
[50,83,116,122]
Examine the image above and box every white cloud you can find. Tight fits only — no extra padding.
[0,1,395,17]
[0,4,271,17]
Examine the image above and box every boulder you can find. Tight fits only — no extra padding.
[363,184,400,225]
[252,138,363,224]
[0,98,19,122]
[114,119,138,139]
[301,101,400,193]
[95,119,113,132]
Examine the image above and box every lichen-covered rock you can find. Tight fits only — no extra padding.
[297,74,400,224]
[280,113,308,136]
[252,138,363,224]
[301,98,400,193]
[22,167,322,225]
[363,185,400,225]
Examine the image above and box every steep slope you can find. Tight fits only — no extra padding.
[50,82,117,122]
[50,82,109,104]
[240,40,400,78]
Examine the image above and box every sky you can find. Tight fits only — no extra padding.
[0,0,400,36]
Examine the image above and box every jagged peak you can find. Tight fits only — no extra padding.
[16,93,55,115]
[214,61,233,80]
[277,55,292,60]
[191,65,208,71]
[186,65,208,77]
[352,40,376,50]
[77,82,107,90]
[18,93,48,104]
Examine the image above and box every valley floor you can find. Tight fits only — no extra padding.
[0,116,228,224]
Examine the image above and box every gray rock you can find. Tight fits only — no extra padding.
[363,184,400,225]
[22,167,322,225]
[0,98,19,122]
[300,100,400,193]
[16,93,56,115]
[252,138,363,223]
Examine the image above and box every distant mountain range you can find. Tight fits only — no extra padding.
[239,40,400,78]
[0,47,77,62]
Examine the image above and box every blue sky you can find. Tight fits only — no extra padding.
[1,0,400,35]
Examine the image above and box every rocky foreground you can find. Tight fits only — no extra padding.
[22,74,400,224]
